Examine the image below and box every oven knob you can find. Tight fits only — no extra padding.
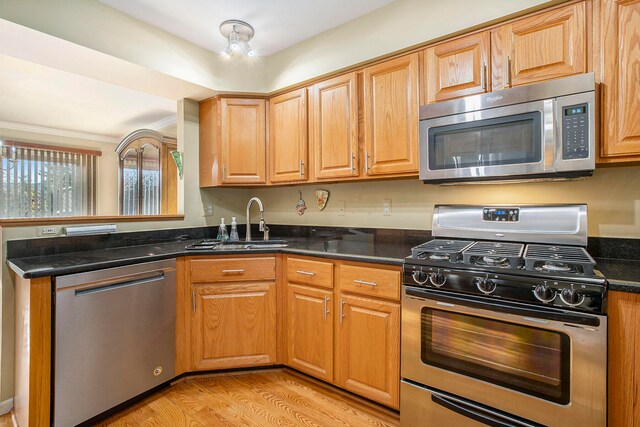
[533,284,556,303]
[560,288,585,306]
[412,270,429,285]
[429,272,447,287]
[476,278,496,294]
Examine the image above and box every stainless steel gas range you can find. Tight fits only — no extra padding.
[401,204,606,427]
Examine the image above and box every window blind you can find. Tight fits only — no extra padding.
[0,142,98,218]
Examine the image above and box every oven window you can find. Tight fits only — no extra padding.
[428,112,542,170]
[421,308,570,404]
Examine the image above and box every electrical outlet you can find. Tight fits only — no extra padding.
[203,202,214,217]
[383,199,392,216]
[338,200,346,216]
[41,227,58,235]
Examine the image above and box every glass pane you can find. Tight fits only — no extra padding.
[121,149,139,215]
[140,144,160,215]
[428,112,542,170]
[421,308,570,404]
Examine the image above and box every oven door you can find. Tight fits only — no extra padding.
[419,99,555,183]
[401,286,606,427]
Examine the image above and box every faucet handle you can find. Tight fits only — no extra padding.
[263,226,270,241]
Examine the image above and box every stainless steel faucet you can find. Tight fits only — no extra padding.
[245,197,268,241]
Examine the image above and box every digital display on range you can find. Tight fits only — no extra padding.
[483,207,519,222]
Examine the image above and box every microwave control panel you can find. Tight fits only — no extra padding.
[562,104,589,160]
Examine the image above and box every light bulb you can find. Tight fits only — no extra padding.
[242,41,254,56]
[221,45,231,57]
[247,49,256,57]
[229,29,240,50]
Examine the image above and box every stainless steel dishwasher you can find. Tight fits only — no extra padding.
[54,259,176,426]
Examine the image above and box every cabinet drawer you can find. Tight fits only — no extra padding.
[287,257,334,288]
[190,257,275,283]
[339,264,400,300]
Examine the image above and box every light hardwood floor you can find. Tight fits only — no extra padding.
[94,370,399,426]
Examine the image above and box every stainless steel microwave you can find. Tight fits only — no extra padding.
[419,73,597,184]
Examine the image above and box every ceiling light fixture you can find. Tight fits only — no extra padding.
[219,20,255,57]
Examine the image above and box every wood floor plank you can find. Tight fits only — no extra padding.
[97,371,399,427]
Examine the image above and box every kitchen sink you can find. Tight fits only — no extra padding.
[219,240,289,250]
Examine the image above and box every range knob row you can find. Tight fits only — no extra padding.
[411,271,446,287]
[533,284,585,306]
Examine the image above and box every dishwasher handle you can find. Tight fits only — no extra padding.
[74,272,165,297]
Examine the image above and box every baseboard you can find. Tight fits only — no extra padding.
[0,398,13,416]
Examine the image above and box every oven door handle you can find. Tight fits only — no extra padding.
[405,287,600,327]
[431,392,541,427]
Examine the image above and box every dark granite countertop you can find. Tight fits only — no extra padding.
[7,235,414,279]
[595,258,640,293]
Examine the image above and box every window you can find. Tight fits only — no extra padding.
[0,140,99,218]
[116,130,177,216]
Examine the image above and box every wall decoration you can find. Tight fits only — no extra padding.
[315,190,329,210]
[170,150,183,179]
[296,191,307,216]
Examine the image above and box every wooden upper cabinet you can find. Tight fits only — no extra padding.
[424,31,490,103]
[269,88,308,183]
[311,73,359,180]
[199,97,266,187]
[599,0,640,160]
[492,2,586,90]
[220,98,266,184]
[363,53,419,176]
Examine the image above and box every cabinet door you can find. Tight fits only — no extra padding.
[336,294,400,409]
[192,282,276,370]
[599,0,640,159]
[608,291,640,426]
[424,31,490,103]
[493,2,586,89]
[220,98,266,184]
[363,54,419,176]
[287,284,333,382]
[269,88,308,183]
[312,73,359,180]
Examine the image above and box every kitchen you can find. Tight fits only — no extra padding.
[0,0,639,426]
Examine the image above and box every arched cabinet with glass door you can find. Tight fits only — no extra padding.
[116,129,178,215]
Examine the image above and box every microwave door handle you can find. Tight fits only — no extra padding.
[431,392,538,427]
[405,287,600,327]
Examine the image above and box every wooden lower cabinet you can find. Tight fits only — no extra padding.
[336,293,400,409]
[191,281,277,370]
[286,284,334,382]
[608,290,640,426]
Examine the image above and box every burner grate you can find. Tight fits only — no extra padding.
[524,244,595,275]
[411,239,474,263]
[462,241,524,269]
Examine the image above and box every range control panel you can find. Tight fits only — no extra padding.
[483,207,519,222]
[562,104,589,160]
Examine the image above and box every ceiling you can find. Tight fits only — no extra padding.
[0,53,176,141]
[99,0,397,56]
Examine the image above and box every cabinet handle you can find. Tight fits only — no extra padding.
[323,296,330,320]
[222,165,227,179]
[350,155,355,173]
[481,63,487,91]
[340,299,346,323]
[505,56,511,87]
[365,152,370,171]
[354,279,377,287]
[299,160,304,177]
[222,269,245,274]
[192,290,196,313]
[296,270,315,276]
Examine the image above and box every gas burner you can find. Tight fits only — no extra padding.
[462,241,524,270]
[478,256,511,268]
[536,261,575,273]
[410,239,475,263]
[524,244,595,276]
